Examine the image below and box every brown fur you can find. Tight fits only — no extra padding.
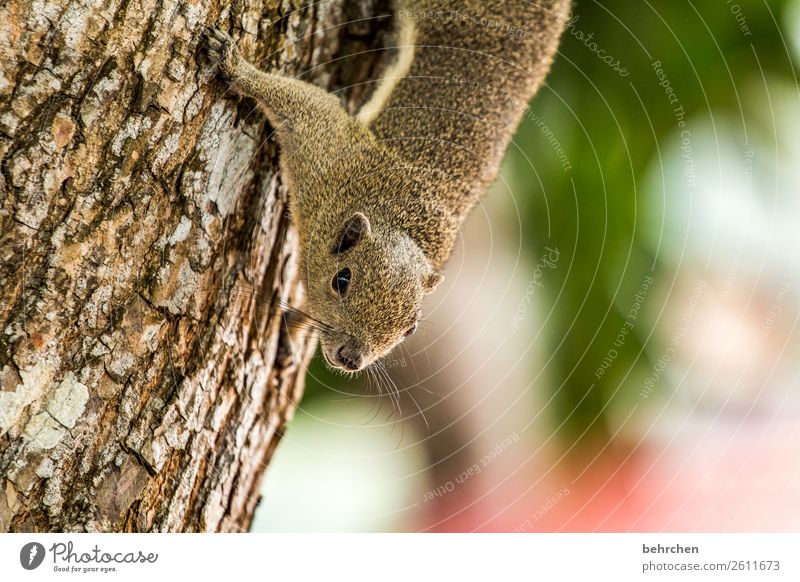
[204,0,569,371]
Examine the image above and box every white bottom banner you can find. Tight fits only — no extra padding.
[1,533,796,581]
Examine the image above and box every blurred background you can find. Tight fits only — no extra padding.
[252,0,800,532]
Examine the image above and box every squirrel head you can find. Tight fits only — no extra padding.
[302,210,443,372]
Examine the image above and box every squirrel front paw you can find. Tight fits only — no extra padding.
[203,27,241,81]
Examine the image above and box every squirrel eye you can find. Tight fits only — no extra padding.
[331,268,351,296]
[403,322,418,337]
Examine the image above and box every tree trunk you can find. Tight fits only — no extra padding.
[0,0,390,532]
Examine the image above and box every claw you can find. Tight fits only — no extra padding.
[202,26,238,78]
[205,26,230,45]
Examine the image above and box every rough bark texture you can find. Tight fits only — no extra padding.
[0,0,391,532]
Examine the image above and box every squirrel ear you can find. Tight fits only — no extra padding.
[348,212,371,238]
[333,212,371,254]
[423,272,444,294]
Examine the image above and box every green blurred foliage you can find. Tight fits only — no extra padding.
[507,0,796,446]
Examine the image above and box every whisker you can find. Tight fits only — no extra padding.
[370,363,392,425]
[376,361,402,434]
[364,367,384,425]
[275,301,339,338]
[281,320,331,336]
[404,379,430,436]
[402,343,420,384]
[378,361,407,448]
[278,320,330,338]
[400,344,441,396]
[276,299,338,333]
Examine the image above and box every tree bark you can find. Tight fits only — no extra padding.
[0,0,390,532]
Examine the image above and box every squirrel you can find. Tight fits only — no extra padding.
[204,0,569,372]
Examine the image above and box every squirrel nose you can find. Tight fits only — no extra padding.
[336,345,362,371]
